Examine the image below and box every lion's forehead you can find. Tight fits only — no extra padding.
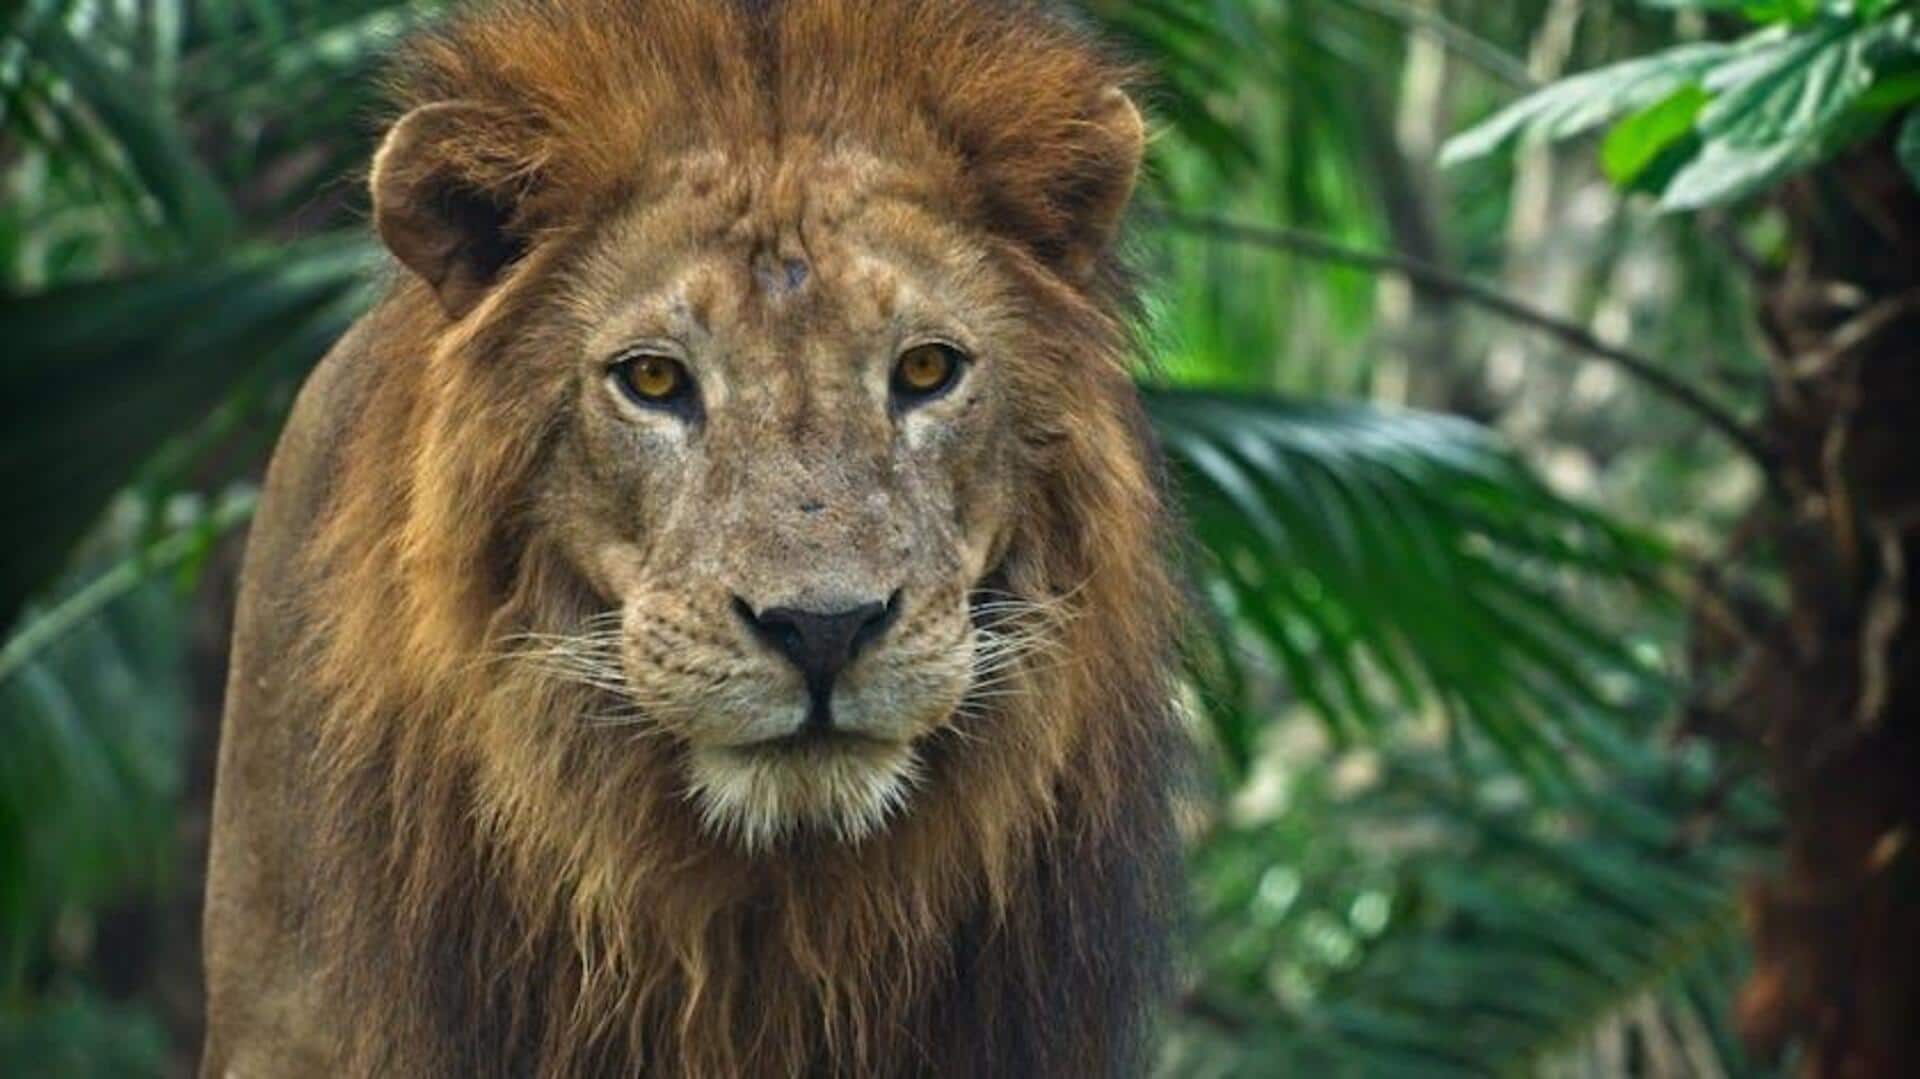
[571,154,993,372]
[611,145,964,267]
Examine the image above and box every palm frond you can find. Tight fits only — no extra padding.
[0,525,196,989]
[4,5,235,247]
[1166,727,1777,1077]
[0,234,379,630]
[1147,388,1670,778]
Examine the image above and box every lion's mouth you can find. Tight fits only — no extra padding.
[726,727,899,757]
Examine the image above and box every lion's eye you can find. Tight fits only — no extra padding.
[891,343,966,405]
[610,353,693,409]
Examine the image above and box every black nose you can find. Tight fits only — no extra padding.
[734,594,899,701]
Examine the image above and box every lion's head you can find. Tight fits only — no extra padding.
[356,0,1156,851]
[294,0,1182,1072]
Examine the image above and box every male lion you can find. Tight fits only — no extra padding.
[202,1,1185,1075]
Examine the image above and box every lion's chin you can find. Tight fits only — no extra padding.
[685,733,923,851]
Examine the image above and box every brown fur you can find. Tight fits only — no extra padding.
[202,2,1183,1075]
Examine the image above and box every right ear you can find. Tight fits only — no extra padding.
[370,102,527,319]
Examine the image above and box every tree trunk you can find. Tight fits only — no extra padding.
[1733,135,1920,1078]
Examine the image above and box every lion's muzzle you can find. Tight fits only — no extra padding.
[731,591,900,729]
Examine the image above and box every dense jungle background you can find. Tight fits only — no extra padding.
[4,0,1918,1075]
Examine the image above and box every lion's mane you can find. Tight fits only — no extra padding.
[297,1,1184,1074]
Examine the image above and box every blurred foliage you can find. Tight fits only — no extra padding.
[1,543,186,986]
[1166,727,1776,1077]
[0,510,197,1078]
[1,0,1860,1074]
[1444,0,1920,210]
[0,993,171,1078]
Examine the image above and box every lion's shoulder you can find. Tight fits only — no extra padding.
[200,294,405,1073]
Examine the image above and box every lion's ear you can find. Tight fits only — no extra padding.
[1062,88,1145,273]
[371,102,528,319]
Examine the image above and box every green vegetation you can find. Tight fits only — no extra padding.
[6,0,1917,1074]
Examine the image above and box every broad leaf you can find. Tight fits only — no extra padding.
[1449,11,1920,210]
[1602,84,1711,186]
[1663,14,1912,208]
[1696,17,1880,145]
[1659,135,1810,210]
[1440,44,1737,167]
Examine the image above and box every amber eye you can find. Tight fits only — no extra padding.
[610,353,693,409]
[891,343,966,404]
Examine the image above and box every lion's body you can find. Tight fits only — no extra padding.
[203,2,1184,1076]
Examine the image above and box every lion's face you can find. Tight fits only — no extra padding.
[533,152,1031,845]
[366,21,1146,849]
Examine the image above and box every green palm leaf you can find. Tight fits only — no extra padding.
[0,234,379,629]
[0,553,191,989]
[4,5,234,247]
[1146,388,1669,777]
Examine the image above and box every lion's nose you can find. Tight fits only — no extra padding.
[733,593,900,708]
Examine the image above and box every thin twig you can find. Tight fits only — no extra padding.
[1333,0,1538,89]
[1144,206,1779,473]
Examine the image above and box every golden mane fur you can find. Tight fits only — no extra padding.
[205,1,1185,1075]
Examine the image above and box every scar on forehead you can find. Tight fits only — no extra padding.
[753,253,809,296]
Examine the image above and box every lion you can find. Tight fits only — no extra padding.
[200,1,1186,1075]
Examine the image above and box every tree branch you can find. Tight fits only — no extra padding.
[1143,206,1779,473]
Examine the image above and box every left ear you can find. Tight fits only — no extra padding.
[370,101,531,319]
